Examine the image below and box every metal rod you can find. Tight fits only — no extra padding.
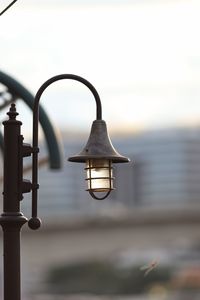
[0,0,18,16]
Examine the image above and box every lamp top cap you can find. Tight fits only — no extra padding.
[68,120,130,163]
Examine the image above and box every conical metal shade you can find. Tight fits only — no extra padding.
[68,120,130,163]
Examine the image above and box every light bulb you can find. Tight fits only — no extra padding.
[85,159,114,199]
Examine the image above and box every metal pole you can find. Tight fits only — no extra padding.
[0,104,27,300]
[0,75,103,298]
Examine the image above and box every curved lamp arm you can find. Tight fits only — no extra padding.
[29,74,102,229]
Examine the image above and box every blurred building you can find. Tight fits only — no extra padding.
[112,127,200,207]
[21,127,200,218]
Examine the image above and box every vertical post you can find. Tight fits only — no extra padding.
[0,104,27,300]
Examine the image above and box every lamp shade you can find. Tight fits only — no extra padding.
[68,120,130,163]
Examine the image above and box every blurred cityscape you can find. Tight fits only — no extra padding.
[22,126,200,218]
[0,126,200,299]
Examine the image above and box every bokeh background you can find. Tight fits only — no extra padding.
[1,0,200,299]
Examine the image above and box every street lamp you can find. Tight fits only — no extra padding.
[0,74,129,300]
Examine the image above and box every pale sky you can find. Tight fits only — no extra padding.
[1,0,200,135]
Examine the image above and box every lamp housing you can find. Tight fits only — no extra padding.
[68,120,130,199]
